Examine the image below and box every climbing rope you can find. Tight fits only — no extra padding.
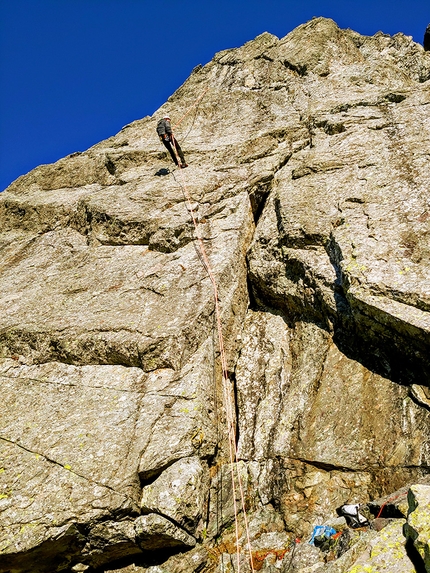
[173,87,209,130]
[375,491,408,519]
[169,132,255,573]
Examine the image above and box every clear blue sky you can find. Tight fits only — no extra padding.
[1,0,428,191]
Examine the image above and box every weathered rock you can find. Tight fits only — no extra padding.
[82,520,140,568]
[248,73,430,383]
[71,564,90,573]
[367,482,422,519]
[281,542,324,572]
[140,456,209,535]
[372,517,394,532]
[343,519,414,572]
[404,484,430,571]
[206,461,250,538]
[103,546,209,573]
[0,523,86,573]
[104,565,146,573]
[206,463,293,572]
[1,15,430,573]
[321,529,378,573]
[150,547,209,573]
[235,311,430,534]
[134,513,196,550]
[292,522,415,573]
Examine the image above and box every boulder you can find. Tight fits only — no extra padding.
[343,519,414,572]
[404,484,430,571]
[134,514,196,550]
[140,456,209,535]
[82,520,141,568]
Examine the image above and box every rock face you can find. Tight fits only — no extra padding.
[1,16,430,573]
[405,485,430,571]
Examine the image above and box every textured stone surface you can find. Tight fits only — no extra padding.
[140,456,209,535]
[404,484,430,571]
[236,311,430,534]
[1,15,430,573]
[82,520,141,568]
[134,513,196,550]
[321,530,379,573]
[344,520,414,573]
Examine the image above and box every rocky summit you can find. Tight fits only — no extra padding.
[1,16,430,573]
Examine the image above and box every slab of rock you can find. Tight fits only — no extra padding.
[0,162,253,569]
[82,520,141,569]
[140,456,209,535]
[248,77,430,383]
[134,513,196,551]
[235,311,430,534]
[404,484,430,571]
[0,362,141,566]
[343,519,414,572]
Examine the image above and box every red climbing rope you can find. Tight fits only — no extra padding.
[178,166,254,573]
[169,134,255,572]
[173,87,209,129]
[376,491,407,519]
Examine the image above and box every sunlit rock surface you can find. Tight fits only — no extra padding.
[1,16,430,573]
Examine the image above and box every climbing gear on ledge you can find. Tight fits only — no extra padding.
[337,504,370,528]
[310,525,337,547]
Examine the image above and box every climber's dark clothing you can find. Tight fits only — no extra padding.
[156,118,186,166]
[156,118,173,137]
[424,24,430,51]
[161,135,186,166]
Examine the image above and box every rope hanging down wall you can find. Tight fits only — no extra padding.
[168,98,255,572]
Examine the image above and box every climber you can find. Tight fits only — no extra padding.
[424,24,430,51]
[156,115,188,168]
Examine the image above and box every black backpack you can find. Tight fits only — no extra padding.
[337,504,370,528]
